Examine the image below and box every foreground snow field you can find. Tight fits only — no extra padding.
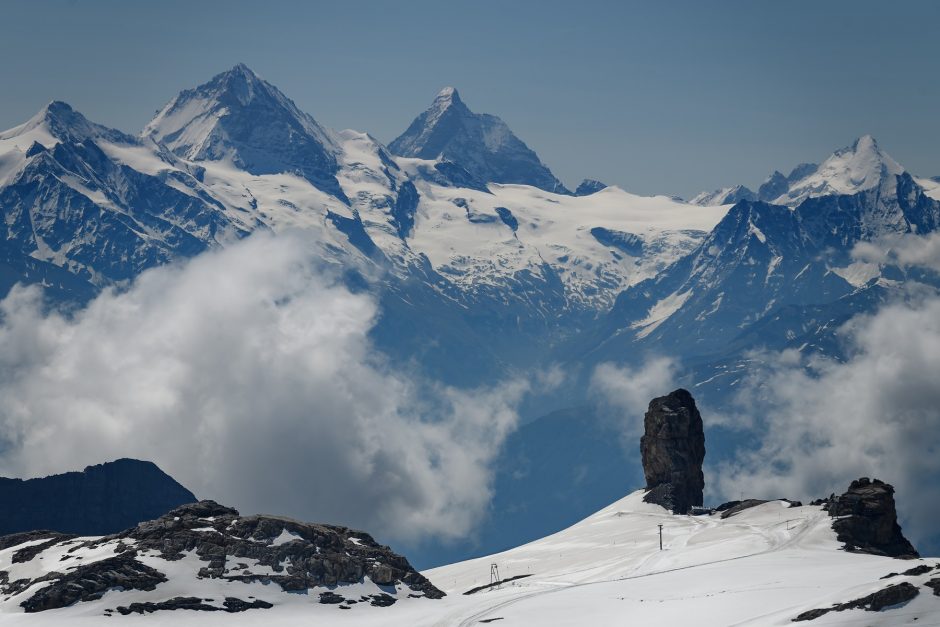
[3,491,937,626]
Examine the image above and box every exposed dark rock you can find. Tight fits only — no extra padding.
[590,227,643,256]
[105,500,444,598]
[0,530,74,552]
[640,389,706,514]
[11,535,76,563]
[574,179,607,196]
[494,207,518,231]
[7,499,443,614]
[828,478,919,558]
[0,459,196,537]
[881,564,937,579]
[319,591,345,604]
[369,593,397,607]
[792,582,920,621]
[116,596,273,615]
[20,553,168,613]
[926,578,940,596]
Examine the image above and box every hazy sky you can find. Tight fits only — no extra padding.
[2,0,938,198]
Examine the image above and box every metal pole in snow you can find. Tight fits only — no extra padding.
[658,524,663,550]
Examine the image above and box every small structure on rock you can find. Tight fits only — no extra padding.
[827,478,919,559]
[640,389,706,514]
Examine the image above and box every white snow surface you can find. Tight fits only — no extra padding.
[3,490,937,625]
[774,135,904,207]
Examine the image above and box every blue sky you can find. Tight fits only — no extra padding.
[2,0,938,197]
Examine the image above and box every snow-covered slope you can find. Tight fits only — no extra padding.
[689,183,756,206]
[5,491,937,625]
[422,491,940,626]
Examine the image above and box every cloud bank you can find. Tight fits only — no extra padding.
[589,357,678,440]
[718,233,940,548]
[0,233,531,543]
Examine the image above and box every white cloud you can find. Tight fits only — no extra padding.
[716,296,940,546]
[0,233,534,543]
[852,231,940,272]
[589,357,678,439]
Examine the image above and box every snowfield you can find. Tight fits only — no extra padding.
[3,491,937,625]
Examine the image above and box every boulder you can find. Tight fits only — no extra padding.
[827,478,919,559]
[640,389,706,514]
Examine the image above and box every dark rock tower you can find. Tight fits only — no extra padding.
[640,389,706,514]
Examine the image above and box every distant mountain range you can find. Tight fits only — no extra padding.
[2,64,939,567]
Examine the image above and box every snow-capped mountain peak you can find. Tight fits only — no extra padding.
[774,134,904,206]
[432,85,462,109]
[143,64,345,198]
[0,100,134,150]
[389,87,570,194]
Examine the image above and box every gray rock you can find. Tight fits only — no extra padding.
[20,553,168,613]
[7,499,443,614]
[828,478,919,559]
[640,389,706,514]
[792,581,919,621]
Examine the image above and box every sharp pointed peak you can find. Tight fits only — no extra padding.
[30,100,91,131]
[435,86,460,100]
[430,86,466,111]
[224,62,263,81]
[853,133,878,149]
[42,100,76,114]
[832,134,880,157]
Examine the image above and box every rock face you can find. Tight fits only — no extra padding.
[0,459,197,536]
[793,581,920,621]
[0,500,443,615]
[640,389,706,514]
[827,478,919,558]
[389,87,570,194]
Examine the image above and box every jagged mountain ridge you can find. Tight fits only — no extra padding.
[0,101,250,296]
[0,65,733,383]
[586,163,940,366]
[2,66,938,386]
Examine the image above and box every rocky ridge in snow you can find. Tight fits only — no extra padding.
[0,500,442,619]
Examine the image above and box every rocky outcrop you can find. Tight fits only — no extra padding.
[20,554,168,613]
[115,597,274,615]
[926,578,940,596]
[827,478,919,559]
[1,500,443,615]
[640,389,706,514]
[793,581,920,621]
[0,459,196,536]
